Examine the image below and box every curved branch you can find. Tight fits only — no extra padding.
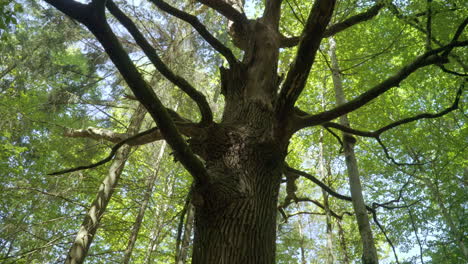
[277,0,336,114]
[372,211,400,264]
[280,2,384,48]
[296,41,467,128]
[322,84,463,137]
[148,0,237,65]
[107,0,213,124]
[48,126,160,175]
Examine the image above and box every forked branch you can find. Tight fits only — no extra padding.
[45,0,210,184]
[107,0,213,124]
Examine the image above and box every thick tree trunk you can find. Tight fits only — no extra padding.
[328,37,378,264]
[65,105,146,264]
[189,78,285,263]
[191,140,284,264]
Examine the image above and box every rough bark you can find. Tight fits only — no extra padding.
[328,37,378,264]
[122,141,167,264]
[65,105,146,264]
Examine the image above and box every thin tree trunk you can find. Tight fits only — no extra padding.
[65,104,146,264]
[176,203,195,264]
[298,216,307,264]
[328,37,378,264]
[337,220,350,264]
[145,165,178,263]
[319,124,334,264]
[122,141,167,264]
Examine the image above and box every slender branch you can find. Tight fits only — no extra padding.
[147,0,237,65]
[372,211,400,264]
[295,41,467,128]
[48,127,160,175]
[277,0,336,114]
[284,165,380,212]
[279,195,350,220]
[280,2,384,47]
[107,0,213,124]
[322,84,463,137]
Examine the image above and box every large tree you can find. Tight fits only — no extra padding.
[3,0,466,263]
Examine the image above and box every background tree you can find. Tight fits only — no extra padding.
[1,0,466,263]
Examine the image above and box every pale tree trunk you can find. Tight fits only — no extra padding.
[298,217,307,264]
[176,203,195,264]
[65,105,146,264]
[337,220,350,264]
[328,37,378,264]
[122,141,167,264]
[319,126,334,264]
[145,165,178,263]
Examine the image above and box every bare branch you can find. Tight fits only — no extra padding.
[280,2,384,48]
[107,0,213,124]
[295,41,467,128]
[147,0,237,65]
[277,0,336,114]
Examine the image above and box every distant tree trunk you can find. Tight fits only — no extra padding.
[319,125,334,264]
[65,105,146,264]
[298,217,307,264]
[328,37,378,264]
[122,141,167,264]
[337,220,350,264]
[176,203,195,264]
[145,163,178,263]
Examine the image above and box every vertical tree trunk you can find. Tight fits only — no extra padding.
[122,141,167,264]
[319,125,334,264]
[328,37,378,264]
[145,163,178,263]
[65,105,146,264]
[337,220,350,264]
[298,217,307,264]
[176,203,195,264]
